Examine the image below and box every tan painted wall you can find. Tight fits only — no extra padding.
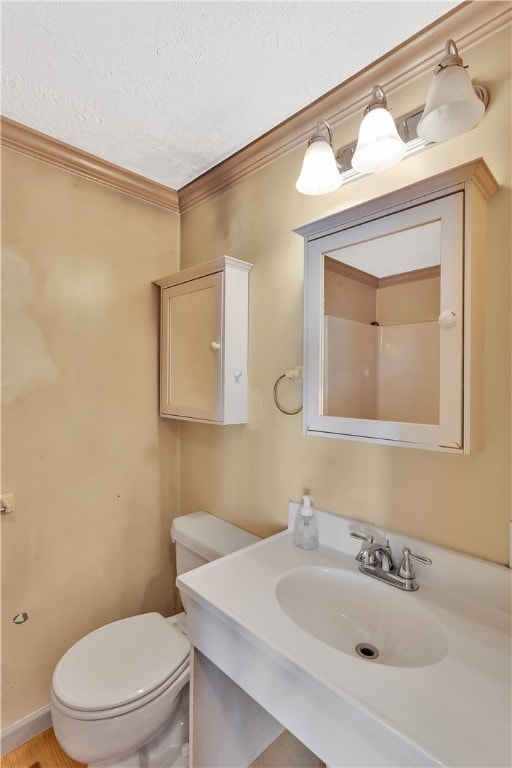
[376,277,440,325]
[324,270,376,323]
[324,316,377,419]
[376,322,440,424]
[1,149,180,729]
[179,27,511,563]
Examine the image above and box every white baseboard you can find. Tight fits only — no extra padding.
[1,705,51,756]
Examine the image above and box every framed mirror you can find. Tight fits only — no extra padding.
[296,161,497,452]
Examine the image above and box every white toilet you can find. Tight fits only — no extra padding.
[51,511,259,768]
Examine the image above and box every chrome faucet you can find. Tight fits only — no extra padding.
[350,532,431,591]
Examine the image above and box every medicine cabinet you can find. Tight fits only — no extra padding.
[296,159,497,452]
[154,256,252,424]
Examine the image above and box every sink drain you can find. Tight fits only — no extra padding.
[355,642,379,660]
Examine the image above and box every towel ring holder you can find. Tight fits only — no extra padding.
[273,373,303,415]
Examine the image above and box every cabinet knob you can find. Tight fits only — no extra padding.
[438,310,457,329]
[210,342,221,351]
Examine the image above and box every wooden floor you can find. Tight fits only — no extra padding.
[1,729,84,768]
[1,726,324,768]
[250,731,325,767]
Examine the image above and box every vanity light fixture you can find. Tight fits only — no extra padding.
[295,120,342,195]
[351,86,406,173]
[295,93,416,196]
[295,39,489,196]
[296,103,424,196]
[417,39,489,143]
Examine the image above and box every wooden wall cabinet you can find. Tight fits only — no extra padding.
[296,159,498,453]
[155,256,252,424]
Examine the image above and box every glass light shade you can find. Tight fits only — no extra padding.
[295,138,342,195]
[352,108,406,174]
[417,65,485,143]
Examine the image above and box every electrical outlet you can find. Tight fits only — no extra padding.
[1,492,14,516]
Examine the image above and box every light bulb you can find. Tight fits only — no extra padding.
[296,124,342,196]
[417,46,486,143]
[352,87,406,174]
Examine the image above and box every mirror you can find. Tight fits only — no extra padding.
[299,187,467,451]
[297,160,497,452]
[323,221,441,425]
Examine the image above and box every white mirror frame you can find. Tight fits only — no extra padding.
[296,160,498,453]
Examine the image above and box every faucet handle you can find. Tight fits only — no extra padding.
[399,548,432,579]
[350,532,376,564]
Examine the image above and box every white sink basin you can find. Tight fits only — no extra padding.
[179,507,511,768]
[276,566,448,668]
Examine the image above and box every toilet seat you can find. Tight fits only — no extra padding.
[52,613,190,720]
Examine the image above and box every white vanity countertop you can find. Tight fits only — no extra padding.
[178,506,511,768]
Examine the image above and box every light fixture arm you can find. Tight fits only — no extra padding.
[473,84,490,109]
[308,120,334,148]
[363,85,388,115]
[435,39,464,72]
[433,40,489,108]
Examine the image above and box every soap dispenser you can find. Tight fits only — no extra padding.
[293,494,319,550]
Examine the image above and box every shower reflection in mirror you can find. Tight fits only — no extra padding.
[322,221,441,426]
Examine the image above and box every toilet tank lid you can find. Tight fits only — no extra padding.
[171,511,260,561]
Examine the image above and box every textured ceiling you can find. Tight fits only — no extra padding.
[1,1,460,190]
[332,221,441,278]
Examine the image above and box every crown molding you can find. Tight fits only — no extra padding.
[378,265,441,288]
[325,256,379,289]
[1,2,509,216]
[0,116,180,213]
[178,1,511,213]
[325,256,440,289]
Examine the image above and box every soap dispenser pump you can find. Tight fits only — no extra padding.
[293,494,319,550]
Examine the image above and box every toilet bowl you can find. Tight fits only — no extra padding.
[52,613,190,767]
[51,512,259,768]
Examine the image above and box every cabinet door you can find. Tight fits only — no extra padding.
[304,193,464,450]
[160,272,223,421]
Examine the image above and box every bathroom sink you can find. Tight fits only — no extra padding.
[180,508,511,768]
[276,566,448,668]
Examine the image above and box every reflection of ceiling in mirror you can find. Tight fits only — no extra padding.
[329,220,441,278]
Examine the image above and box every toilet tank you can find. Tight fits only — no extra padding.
[171,511,260,578]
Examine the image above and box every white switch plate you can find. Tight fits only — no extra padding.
[1,492,14,515]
